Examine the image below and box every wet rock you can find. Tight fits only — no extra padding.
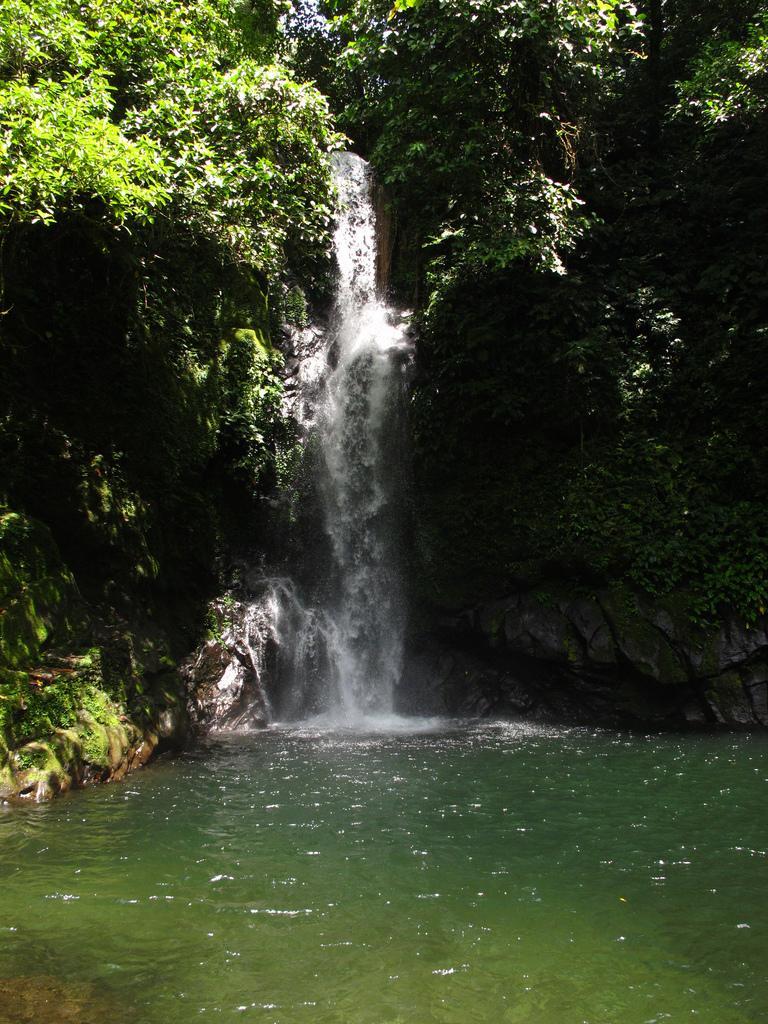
[186,640,265,730]
[715,617,768,673]
[706,672,758,726]
[497,675,539,715]
[397,643,457,715]
[476,600,510,645]
[184,599,270,732]
[156,703,188,743]
[504,596,579,665]
[598,588,688,684]
[416,583,768,728]
[674,694,708,725]
[744,677,768,726]
[563,598,616,665]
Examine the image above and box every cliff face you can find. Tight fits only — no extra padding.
[403,585,768,728]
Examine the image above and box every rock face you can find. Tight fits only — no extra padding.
[402,585,768,728]
[183,598,272,732]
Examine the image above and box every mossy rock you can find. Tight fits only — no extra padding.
[599,584,688,684]
[2,713,154,802]
[218,271,273,368]
[706,671,755,725]
[229,327,273,363]
[0,630,187,802]
[9,737,76,800]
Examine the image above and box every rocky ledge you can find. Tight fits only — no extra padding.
[0,641,190,804]
[0,511,189,803]
[403,584,768,728]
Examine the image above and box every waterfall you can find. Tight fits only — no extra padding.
[259,153,411,726]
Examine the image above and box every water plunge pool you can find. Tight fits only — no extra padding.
[1,721,767,1023]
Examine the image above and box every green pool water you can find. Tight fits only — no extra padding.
[1,721,767,1023]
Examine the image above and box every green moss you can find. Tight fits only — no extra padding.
[562,632,581,665]
[0,636,129,760]
[20,681,79,738]
[0,676,25,736]
[0,510,82,672]
[533,589,558,609]
[707,671,746,717]
[488,611,504,640]
[600,585,688,684]
[657,643,689,686]
[0,610,188,797]
[80,723,111,768]
[14,743,51,771]
[230,327,273,363]
[11,738,75,800]
[5,714,141,797]
[699,632,721,678]
[282,285,309,329]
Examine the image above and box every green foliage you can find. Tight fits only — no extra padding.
[0,74,168,226]
[204,596,238,644]
[217,326,287,488]
[402,0,768,623]
[0,508,82,669]
[125,60,337,277]
[558,443,768,624]
[676,8,768,127]
[0,0,338,273]
[332,1,758,624]
[321,0,640,278]
[0,648,123,748]
[282,285,310,328]
[0,0,340,607]
[1,0,766,694]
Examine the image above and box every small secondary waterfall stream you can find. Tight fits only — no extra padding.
[247,153,411,727]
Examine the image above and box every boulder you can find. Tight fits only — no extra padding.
[183,599,270,732]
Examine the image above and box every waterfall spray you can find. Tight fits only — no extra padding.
[258,153,411,726]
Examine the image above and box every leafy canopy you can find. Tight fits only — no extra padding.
[322,0,640,272]
[0,0,339,276]
[676,7,768,127]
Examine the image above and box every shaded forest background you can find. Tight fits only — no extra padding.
[1,0,767,659]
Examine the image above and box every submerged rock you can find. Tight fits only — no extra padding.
[0,975,123,1024]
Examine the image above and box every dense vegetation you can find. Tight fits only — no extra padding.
[288,0,768,622]
[0,0,337,600]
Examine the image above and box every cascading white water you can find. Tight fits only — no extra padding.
[317,152,409,721]
[247,153,411,727]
